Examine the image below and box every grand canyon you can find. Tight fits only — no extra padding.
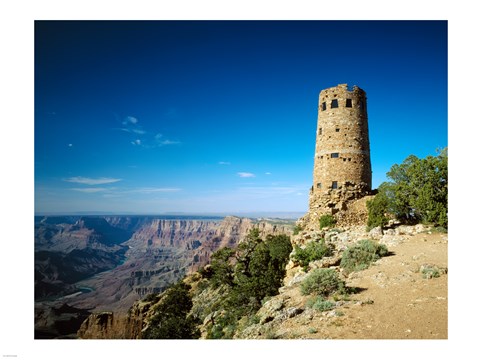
[34,215,294,338]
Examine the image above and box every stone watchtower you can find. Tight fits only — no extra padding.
[308,84,372,220]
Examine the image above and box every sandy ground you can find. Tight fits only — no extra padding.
[275,231,448,339]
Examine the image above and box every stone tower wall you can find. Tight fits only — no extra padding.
[307,84,372,222]
[312,84,371,194]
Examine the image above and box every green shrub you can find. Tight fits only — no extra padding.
[300,268,345,296]
[143,292,160,303]
[431,226,448,233]
[319,214,336,229]
[420,264,446,279]
[194,279,210,295]
[143,282,200,339]
[205,310,239,339]
[293,224,303,235]
[421,266,440,279]
[340,239,388,273]
[306,296,335,311]
[291,239,333,270]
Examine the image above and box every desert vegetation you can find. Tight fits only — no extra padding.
[367,148,448,229]
[143,229,292,339]
[143,281,200,339]
[319,214,337,229]
[300,268,346,296]
[340,239,389,273]
[291,238,333,270]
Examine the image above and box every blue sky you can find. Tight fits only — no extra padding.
[34,20,447,215]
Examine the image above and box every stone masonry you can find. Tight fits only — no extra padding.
[302,84,373,228]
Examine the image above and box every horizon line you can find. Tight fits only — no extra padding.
[34,211,306,219]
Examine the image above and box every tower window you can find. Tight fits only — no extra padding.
[319,128,322,135]
[316,183,322,189]
[321,102,326,111]
[331,99,338,108]
[335,128,340,132]
[332,181,338,189]
[346,99,352,107]
[331,153,339,158]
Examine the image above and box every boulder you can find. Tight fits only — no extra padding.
[368,226,383,239]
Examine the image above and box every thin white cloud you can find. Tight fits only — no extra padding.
[117,115,146,136]
[153,133,181,147]
[123,116,138,125]
[64,177,122,185]
[158,139,181,146]
[70,187,108,193]
[129,187,181,194]
[117,125,180,148]
[68,185,179,195]
[237,172,256,178]
[120,128,146,135]
[265,172,271,175]
[219,161,231,165]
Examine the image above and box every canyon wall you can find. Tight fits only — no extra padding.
[34,215,293,338]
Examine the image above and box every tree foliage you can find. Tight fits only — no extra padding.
[291,239,333,270]
[230,231,293,313]
[143,281,200,339]
[367,148,448,228]
[366,182,393,229]
[146,230,293,339]
[209,247,236,288]
[204,229,293,338]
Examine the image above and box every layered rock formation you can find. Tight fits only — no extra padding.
[77,297,159,339]
[75,216,292,310]
[34,215,293,338]
[35,217,131,301]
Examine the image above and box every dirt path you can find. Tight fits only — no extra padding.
[275,231,448,339]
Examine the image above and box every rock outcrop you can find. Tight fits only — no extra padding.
[76,311,140,339]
